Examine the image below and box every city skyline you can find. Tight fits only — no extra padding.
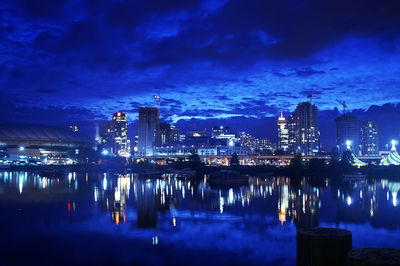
[0,0,400,151]
[1,2,400,265]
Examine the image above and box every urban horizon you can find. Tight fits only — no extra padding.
[1,1,400,265]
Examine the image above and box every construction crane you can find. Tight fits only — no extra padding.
[307,88,318,103]
[336,99,347,114]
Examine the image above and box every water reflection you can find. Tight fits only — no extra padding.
[0,171,399,264]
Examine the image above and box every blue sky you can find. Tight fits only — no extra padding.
[1,0,400,149]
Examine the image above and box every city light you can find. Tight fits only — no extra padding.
[19,146,25,151]
[101,149,109,155]
[346,196,352,206]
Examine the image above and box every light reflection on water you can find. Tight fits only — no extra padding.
[0,171,399,265]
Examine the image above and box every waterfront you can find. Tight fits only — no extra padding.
[0,171,399,265]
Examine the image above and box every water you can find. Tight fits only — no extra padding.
[0,171,399,265]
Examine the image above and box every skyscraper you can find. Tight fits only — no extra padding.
[361,120,379,156]
[289,102,320,156]
[138,107,160,156]
[158,123,180,146]
[277,111,289,152]
[101,112,130,157]
[335,115,359,155]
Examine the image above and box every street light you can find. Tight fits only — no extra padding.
[391,140,398,150]
[346,140,351,150]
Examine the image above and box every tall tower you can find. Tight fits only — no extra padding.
[291,102,320,156]
[335,115,359,155]
[138,107,160,156]
[100,112,130,157]
[361,120,379,156]
[277,111,289,151]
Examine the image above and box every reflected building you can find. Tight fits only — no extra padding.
[278,184,289,225]
[287,183,320,229]
[136,181,158,228]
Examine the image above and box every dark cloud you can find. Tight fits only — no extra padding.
[17,0,67,18]
[33,88,58,94]
[295,67,325,77]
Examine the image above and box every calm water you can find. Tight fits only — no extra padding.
[0,171,399,265]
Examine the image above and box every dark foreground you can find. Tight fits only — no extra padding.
[0,171,399,265]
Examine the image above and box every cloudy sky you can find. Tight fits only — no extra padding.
[1,0,400,149]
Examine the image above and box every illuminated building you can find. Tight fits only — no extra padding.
[335,115,359,155]
[69,125,79,132]
[277,111,289,151]
[101,112,130,157]
[256,138,274,154]
[287,114,297,153]
[158,123,180,146]
[380,140,400,165]
[188,131,206,138]
[138,107,159,156]
[289,102,320,156]
[361,120,379,156]
[238,132,256,150]
[212,126,229,138]
[0,124,92,165]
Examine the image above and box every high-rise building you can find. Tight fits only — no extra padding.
[288,102,320,155]
[361,120,379,156]
[101,112,130,157]
[335,115,359,155]
[138,107,159,156]
[287,114,297,153]
[277,111,289,152]
[158,123,180,146]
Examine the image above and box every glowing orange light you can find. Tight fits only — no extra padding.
[115,213,120,225]
[123,216,126,224]
[67,202,71,212]
[117,112,121,117]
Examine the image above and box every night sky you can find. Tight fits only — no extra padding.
[1,0,400,150]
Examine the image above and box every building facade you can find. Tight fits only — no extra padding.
[101,112,130,157]
[335,114,359,155]
[288,102,320,156]
[138,107,160,156]
[361,120,379,156]
[158,123,180,146]
[277,111,289,152]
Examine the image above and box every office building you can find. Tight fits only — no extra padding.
[158,123,180,146]
[361,120,379,156]
[335,115,359,155]
[138,107,159,156]
[277,111,289,151]
[288,102,320,155]
[101,112,130,157]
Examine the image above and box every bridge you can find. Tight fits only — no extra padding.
[138,154,332,166]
